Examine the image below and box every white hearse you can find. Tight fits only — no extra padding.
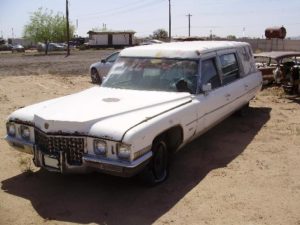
[5,41,262,184]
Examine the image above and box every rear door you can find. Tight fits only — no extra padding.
[216,49,245,114]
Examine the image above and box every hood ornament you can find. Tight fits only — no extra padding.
[102,97,120,102]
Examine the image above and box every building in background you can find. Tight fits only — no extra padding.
[87,30,135,48]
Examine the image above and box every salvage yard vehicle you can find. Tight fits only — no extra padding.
[37,42,65,52]
[0,43,13,51]
[254,51,300,94]
[11,44,25,53]
[5,41,262,185]
[89,51,120,83]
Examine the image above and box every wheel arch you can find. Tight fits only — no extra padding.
[152,125,183,153]
[90,67,97,73]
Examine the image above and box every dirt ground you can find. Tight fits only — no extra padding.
[0,51,299,225]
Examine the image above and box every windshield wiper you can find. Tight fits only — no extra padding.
[110,80,132,87]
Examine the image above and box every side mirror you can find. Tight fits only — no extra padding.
[101,59,106,63]
[202,83,212,93]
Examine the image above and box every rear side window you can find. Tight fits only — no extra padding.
[219,53,239,84]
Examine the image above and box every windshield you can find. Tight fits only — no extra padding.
[102,57,199,94]
[281,57,300,65]
[255,56,278,66]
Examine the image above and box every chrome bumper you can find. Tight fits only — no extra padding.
[5,135,152,177]
[5,135,34,154]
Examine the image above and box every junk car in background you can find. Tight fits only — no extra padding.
[254,51,300,94]
[89,51,120,84]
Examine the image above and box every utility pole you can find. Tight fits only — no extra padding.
[186,14,192,37]
[168,0,171,42]
[66,0,70,56]
[76,19,78,36]
[11,28,14,44]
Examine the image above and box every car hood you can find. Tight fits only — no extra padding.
[90,62,103,69]
[9,87,191,141]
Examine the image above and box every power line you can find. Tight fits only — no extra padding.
[76,0,164,19]
[76,0,144,17]
[101,0,165,18]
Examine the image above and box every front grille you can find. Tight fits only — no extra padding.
[35,129,85,165]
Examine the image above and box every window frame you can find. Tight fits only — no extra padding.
[217,50,241,85]
[106,52,119,63]
[199,56,222,93]
[196,51,223,94]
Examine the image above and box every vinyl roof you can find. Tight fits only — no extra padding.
[120,41,250,59]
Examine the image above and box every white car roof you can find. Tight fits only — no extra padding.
[120,41,250,59]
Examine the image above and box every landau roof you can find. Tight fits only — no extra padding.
[120,41,251,59]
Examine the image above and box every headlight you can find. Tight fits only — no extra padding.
[6,123,16,137]
[118,144,131,160]
[20,125,30,140]
[94,140,107,155]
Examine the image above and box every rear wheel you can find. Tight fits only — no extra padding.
[140,139,169,185]
[91,68,101,84]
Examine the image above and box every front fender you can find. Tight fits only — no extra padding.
[122,102,198,154]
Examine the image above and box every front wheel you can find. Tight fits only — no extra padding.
[140,139,169,185]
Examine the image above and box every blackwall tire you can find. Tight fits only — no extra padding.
[91,68,101,84]
[140,139,169,186]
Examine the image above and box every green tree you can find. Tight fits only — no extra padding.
[23,8,74,54]
[151,29,168,40]
[227,35,237,40]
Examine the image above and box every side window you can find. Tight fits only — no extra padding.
[247,46,253,57]
[106,52,119,63]
[237,47,251,76]
[219,53,239,85]
[201,58,221,90]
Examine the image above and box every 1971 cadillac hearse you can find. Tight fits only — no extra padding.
[5,41,262,184]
